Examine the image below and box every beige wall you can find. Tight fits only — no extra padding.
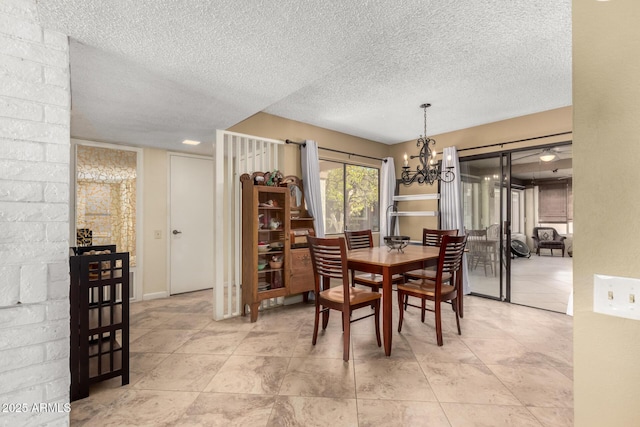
[229,112,390,172]
[573,1,640,425]
[142,148,168,295]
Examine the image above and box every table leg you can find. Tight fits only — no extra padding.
[382,266,392,356]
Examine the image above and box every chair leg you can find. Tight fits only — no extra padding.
[421,298,426,323]
[312,302,320,345]
[397,290,405,332]
[435,302,443,346]
[322,306,330,330]
[453,298,461,336]
[403,294,408,311]
[374,300,381,347]
[342,310,351,362]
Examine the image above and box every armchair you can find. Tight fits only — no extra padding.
[532,227,566,257]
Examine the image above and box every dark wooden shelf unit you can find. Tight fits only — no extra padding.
[70,247,129,401]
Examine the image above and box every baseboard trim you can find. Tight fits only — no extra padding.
[143,291,168,301]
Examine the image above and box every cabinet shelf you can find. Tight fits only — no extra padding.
[258,267,283,273]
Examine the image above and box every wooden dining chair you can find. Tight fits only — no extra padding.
[307,235,382,361]
[344,229,404,292]
[397,234,467,346]
[404,228,459,281]
[402,229,458,310]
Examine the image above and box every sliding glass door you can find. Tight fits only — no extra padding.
[460,155,509,300]
[460,144,573,312]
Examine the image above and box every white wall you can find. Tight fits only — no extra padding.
[0,0,71,424]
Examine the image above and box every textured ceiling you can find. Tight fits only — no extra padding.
[36,0,572,155]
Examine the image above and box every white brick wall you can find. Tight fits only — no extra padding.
[0,0,71,425]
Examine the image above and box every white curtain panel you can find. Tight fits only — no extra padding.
[441,146,470,294]
[301,140,325,237]
[379,157,397,245]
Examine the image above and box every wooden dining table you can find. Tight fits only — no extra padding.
[347,244,464,356]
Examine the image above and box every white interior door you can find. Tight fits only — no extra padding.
[169,154,214,295]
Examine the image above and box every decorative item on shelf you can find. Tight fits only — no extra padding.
[258,260,267,270]
[401,103,455,186]
[269,255,283,269]
[258,242,270,253]
[269,218,281,230]
[383,204,408,252]
[384,235,410,252]
[269,242,284,250]
[266,169,284,186]
[254,175,265,185]
[76,228,92,247]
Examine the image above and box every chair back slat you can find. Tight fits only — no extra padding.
[423,228,459,247]
[344,229,374,250]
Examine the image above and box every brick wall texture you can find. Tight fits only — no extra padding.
[0,0,71,425]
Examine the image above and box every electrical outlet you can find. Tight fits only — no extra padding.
[154,230,162,239]
[594,274,640,320]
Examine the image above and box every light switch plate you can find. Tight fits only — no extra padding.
[594,274,640,320]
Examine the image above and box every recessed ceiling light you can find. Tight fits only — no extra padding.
[182,139,201,146]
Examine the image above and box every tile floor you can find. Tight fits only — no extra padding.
[72,290,573,426]
[468,252,572,313]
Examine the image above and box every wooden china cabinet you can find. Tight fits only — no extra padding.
[240,173,315,322]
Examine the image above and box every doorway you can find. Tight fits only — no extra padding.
[460,143,573,313]
[169,154,214,295]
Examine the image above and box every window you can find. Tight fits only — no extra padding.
[76,145,137,266]
[538,182,570,223]
[319,160,380,234]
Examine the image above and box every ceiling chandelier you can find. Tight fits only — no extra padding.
[401,103,455,185]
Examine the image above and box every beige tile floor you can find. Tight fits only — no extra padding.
[468,252,572,313]
[72,290,573,426]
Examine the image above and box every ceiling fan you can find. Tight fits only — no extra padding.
[512,146,571,163]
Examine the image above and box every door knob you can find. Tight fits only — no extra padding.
[172,230,182,235]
